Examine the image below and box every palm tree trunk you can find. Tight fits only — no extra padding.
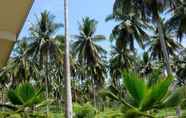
[92,79,96,107]
[156,17,181,117]
[64,0,73,117]
[45,57,49,115]
[156,18,172,75]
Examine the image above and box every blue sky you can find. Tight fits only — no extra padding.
[20,0,115,39]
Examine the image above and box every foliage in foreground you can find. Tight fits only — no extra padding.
[0,83,53,118]
[103,71,186,118]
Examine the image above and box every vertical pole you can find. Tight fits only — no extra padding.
[64,0,73,117]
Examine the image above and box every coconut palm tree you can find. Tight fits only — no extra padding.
[137,0,175,75]
[28,10,63,113]
[72,17,106,75]
[73,17,106,65]
[72,17,106,105]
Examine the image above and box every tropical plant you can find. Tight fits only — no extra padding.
[28,10,63,113]
[7,83,43,108]
[73,102,97,118]
[0,84,53,118]
[0,83,52,117]
[73,17,106,65]
[138,0,175,75]
[72,17,107,105]
[103,71,185,118]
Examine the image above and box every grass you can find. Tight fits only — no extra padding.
[1,105,186,118]
[157,108,186,118]
[0,112,64,118]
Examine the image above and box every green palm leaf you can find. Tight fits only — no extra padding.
[123,71,146,106]
[17,83,35,103]
[8,90,23,105]
[7,83,44,108]
[140,76,172,110]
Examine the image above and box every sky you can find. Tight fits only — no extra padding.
[20,0,115,41]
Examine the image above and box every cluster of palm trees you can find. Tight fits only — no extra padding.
[107,0,186,86]
[0,0,186,117]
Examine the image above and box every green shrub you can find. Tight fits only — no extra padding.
[7,83,43,107]
[73,102,97,118]
[96,108,123,118]
[103,71,185,118]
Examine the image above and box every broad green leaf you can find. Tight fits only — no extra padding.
[123,71,146,107]
[140,76,172,110]
[7,83,45,109]
[17,83,35,103]
[8,90,23,105]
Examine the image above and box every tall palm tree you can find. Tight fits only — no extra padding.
[138,0,175,75]
[72,17,106,105]
[137,1,182,116]
[28,10,63,114]
[72,17,106,75]
[44,35,65,104]
[64,0,73,117]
